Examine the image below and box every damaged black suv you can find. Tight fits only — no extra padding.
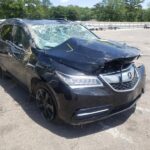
[0,19,146,125]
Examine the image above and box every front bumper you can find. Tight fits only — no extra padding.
[54,65,145,125]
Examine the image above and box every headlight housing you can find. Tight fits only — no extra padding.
[56,71,103,89]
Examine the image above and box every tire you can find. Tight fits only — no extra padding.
[34,82,57,122]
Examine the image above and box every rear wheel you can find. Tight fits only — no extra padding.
[34,83,56,121]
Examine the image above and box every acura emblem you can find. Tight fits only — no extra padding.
[128,72,133,79]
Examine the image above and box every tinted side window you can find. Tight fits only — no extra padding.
[1,25,13,41]
[13,26,30,49]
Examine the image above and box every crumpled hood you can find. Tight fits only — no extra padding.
[45,38,140,73]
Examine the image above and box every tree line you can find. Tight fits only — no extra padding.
[0,0,150,21]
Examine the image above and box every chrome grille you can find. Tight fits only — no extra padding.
[100,65,139,92]
[110,73,138,90]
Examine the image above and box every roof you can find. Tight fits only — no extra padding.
[1,18,72,26]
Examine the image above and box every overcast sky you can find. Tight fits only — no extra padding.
[51,0,149,8]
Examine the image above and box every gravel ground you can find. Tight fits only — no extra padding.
[0,29,150,150]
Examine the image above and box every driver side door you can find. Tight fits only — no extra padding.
[9,25,31,86]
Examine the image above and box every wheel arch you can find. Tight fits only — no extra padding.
[30,77,60,113]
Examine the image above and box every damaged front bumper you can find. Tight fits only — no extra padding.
[53,65,145,125]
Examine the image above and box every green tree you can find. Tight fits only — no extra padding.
[0,0,149,22]
[124,0,144,21]
[124,0,144,9]
[42,0,51,7]
[143,8,150,21]
[0,0,25,18]
[66,6,79,20]
[51,6,67,19]
[93,0,126,21]
[41,0,52,18]
[24,0,44,19]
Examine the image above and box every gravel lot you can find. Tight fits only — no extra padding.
[0,29,150,150]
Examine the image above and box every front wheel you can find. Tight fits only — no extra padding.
[34,83,56,121]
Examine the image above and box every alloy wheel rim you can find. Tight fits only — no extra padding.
[36,88,55,120]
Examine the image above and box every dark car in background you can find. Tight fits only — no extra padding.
[144,24,150,29]
[0,19,146,125]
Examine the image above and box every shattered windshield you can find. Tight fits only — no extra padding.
[29,23,98,49]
